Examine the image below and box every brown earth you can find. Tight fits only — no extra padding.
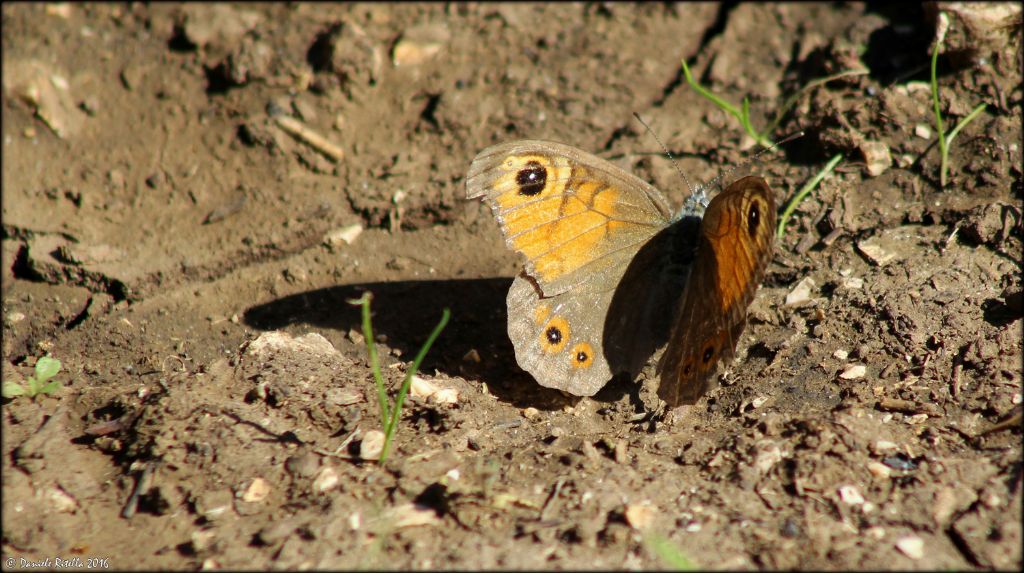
[2,3,1022,570]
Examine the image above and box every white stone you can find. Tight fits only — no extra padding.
[241,478,271,502]
[895,535,924,560]
[359,430,385,460]
[839,364,867,380]
[624,503,657,530]
[838,485,865,505]
[785,277,816,306]
[312,466,340,493]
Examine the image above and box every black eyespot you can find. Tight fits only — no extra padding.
[545,326,562,345]
[576,350,588,363]
[516,161,546,196]
[747,202,761,237]
[683,364,692,375]
[702,346,715,363]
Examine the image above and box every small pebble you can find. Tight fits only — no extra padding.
[410,375,439,399]
[838,485,865,505]
[429,387,459,405]
[391,23,450,67]
[785,277,816,306]
[872,440,898,453]
[46,3,73,17]
[323,224,363,248]
[191,529,217,552]
[833,349,849,360]
[241,477,271,502]
[857,237,897,266]
[312,466,340,493]
[905,81,931,94]
[522,407,539,419]
[906,413,929,425]
[914,124,932,139]
[839,364,867,380]
[624,503,656,530]
[359,430,385,460]
[867,461,892,478]
[391,503,440,528]
[325,387,363,406]
[895,535,924,560]
[842,276,864,289]
[753,443,783,474]
[47,487,78,513]
[393,39,443,66]
[860,140,892,177]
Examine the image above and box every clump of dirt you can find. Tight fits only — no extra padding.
[2,3,1021,570]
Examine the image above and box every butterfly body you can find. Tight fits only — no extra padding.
[466,140,775,406]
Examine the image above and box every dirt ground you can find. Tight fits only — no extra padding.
[2,3,1021,570]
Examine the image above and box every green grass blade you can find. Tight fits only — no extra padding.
[931,37,949,187]
[681,59,744,123]
[945,103,987,150]
[938,102,987,188]
[776,153,843,239]
[350,293,389,427]
[379,308,450,463]
[740,97,766,146]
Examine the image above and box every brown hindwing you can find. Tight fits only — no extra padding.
[657,176,776,407]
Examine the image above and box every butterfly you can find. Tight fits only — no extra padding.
[466,140,775,406]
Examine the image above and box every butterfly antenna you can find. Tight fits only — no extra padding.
[633,112,701,202]
[704,130,806,192]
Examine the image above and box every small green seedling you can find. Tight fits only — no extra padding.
[349,292,449,463]
[930,27,987,188]
[644,532,698,571]
[2,356,62,399]
[682,59,868,148]
[776,153,844,239]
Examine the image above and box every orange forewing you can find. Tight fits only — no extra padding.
[466,141,672,295]
[499,176,624,283]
